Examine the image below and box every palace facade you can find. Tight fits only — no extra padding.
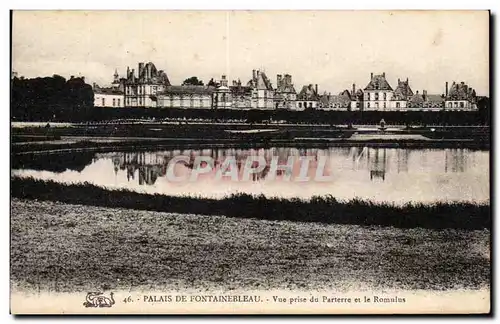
[93,62,479,112]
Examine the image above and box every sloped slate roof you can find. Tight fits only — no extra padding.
[447,82,476,100]
[247,71,274,91]
[94,87,124,95]
[427,94,444,103]
[159,85,216,95]
[230,85,253,96]
[393,80,413,100]
[364,74,393,91]
[297,85,320,100]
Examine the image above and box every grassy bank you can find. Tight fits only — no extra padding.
[11,177,490,230]
[11,199,490,292]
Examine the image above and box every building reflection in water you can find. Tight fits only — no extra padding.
[104,146,471,186]
[444,149,467,173]
[368,148,387,181]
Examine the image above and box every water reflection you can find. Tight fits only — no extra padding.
[12,146,489,204]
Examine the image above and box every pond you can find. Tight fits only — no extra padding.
[12,146,490,204]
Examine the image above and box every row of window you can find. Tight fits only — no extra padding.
[125,85,158,95]
[366,102,387,109]
[101,97,121,107]
[448,102,466,108]
[365,92,388,101]
[297,102,314,108]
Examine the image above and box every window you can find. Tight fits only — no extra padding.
[375,93,379,100]
[460,102,464,108]
[367,102,370,108]
[375,102,379,109]
[448,102,452,108]
[356,102,360,108]
[383,93,386,100]
[396,102,400,108]
[309,102,313,108]
[383,102,386,109]
[117,99,120,106]
[298,102,302,108]
[454,102,458,108]
[102,98,105,106]
[113,98,116,106]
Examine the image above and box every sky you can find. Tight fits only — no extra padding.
[12,10,490,96]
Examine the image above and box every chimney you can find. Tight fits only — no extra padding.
[93,82,97,89]
[147,64,152,81]
[127,66,130,78]
[406,77,409,83]
[382,72,385,77]
[131,69,135,82]
[138,63,144,78]
[315,84,318,94]
[352,83,356,96]
[252,69,256,80]
[398,78,400,83]
[423,90,427,100]
[371,72,373,79]
[277,74,282,87]
[445,82,448,97]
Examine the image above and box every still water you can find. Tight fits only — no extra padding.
[13,147,489,204]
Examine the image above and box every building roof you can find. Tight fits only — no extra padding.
[247,70,274,91]
[230,85,253,96]
[159,85,216,95]
[426,94,445,103]
[320,90,351,107]
[297,85,320,101]
[364,73,393,91]
[126,62,171,85]
[94,87,124,95]
[393,79,413,100]
[276,74,296,94]
[447,81,476,101]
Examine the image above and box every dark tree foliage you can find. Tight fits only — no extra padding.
[182,76,204,86]
[11,75,94,122]
[207,78,217,87]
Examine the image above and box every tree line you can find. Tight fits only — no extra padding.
[11,75,94,121]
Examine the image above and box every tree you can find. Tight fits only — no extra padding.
[207,78,217,87]
[182,76,204,86]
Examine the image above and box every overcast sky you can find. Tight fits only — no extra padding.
[12,10,489,95]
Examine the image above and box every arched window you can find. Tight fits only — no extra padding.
[448,102,452,108]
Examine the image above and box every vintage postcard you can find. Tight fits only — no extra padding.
[10,10,490,315]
